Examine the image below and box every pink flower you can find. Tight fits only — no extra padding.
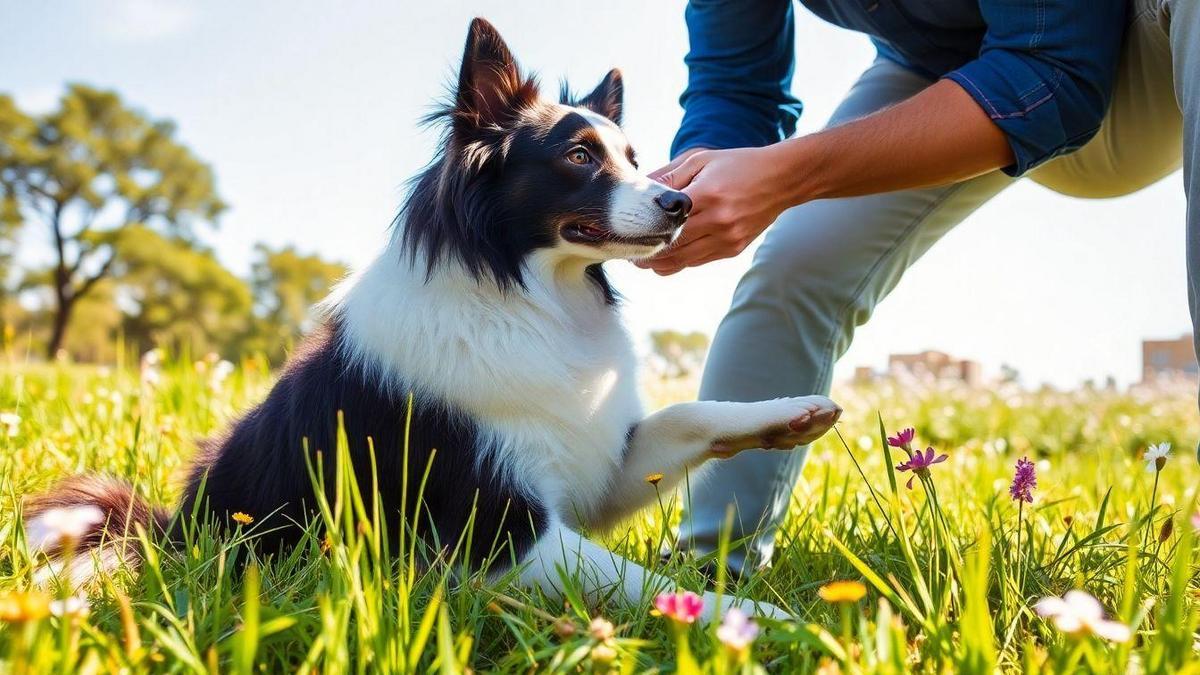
[895,447,948,489]
[887,427,915,451]
[1009,457,1037,503]
[716,608,758,651]
[654,591,704,624]
[1191,512,1200,532]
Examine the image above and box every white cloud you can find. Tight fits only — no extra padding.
[98,0,197,42]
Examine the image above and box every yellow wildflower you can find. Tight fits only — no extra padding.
[0,590,52,622]
[818,580,867,604]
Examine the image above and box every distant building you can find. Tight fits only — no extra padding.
[853,366,876,384]
[888,350,982,386]
[1142,334,1198,383]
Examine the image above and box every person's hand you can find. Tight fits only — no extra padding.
[639,144,799,275]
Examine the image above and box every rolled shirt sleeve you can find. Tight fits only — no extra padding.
[670,0,803,158]
[943,0,1126,176]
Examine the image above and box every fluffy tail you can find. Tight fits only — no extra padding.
[23,475,172,587]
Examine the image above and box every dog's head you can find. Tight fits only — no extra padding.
[401,18,689,293]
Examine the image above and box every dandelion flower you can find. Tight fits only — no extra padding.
[25,505,104,552]
[0,590,51,623]
[887,428,915,451]
[645,472,664,486]
[716,608,759,651]
[653,590,704,624]
[231,512,254,525]
[818,580,867,604]
[1009,457,1037,503]
[894,447,948,489]
[1034,591,1130,642]
[1144,443,1171,472]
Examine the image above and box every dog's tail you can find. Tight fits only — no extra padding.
[23,475,172,587]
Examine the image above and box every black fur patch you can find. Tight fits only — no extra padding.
[179,320,549,568]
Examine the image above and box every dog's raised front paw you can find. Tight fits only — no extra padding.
[709,396,842,458]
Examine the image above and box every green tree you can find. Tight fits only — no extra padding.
[0,96,32,325]
[0,85,225,357]
[649,329,710,378]
[248,244,346,362]
[112,226,251,357]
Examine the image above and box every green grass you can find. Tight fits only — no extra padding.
[1,356,1198,673]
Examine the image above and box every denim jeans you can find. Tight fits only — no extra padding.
[679,0,1200,573]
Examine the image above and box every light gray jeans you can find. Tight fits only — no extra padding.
[681,0,1200,572]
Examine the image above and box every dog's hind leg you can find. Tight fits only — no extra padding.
[584,396,842,530]
[517,520,788,622]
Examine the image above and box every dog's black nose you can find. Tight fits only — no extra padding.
[654,190,692,217]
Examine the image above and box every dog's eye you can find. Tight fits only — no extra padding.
[566,147,593,165]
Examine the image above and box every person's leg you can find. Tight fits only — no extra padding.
[1164,0,1200,461]
[677,58,1014,572]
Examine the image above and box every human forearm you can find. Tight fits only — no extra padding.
[641,79,1015,275]
[777,79,1014,204]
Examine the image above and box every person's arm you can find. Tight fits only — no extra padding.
[641,80,1012,273]
[670,0,801,159]
[643,0,1126,275]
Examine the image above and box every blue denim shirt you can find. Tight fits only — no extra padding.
[670,0,1126,176]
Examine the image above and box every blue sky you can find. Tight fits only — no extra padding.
[1,0,1191,387]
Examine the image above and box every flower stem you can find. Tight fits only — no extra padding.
[1143,471,1160,551]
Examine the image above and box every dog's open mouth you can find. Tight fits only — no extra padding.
[561,221,679,247]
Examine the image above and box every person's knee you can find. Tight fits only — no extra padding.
[734,231,864,335]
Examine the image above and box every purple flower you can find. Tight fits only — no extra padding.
[887,427,915,451]
[1009,457,1037,503]
[895,447,948,489]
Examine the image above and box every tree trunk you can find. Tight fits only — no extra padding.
[46,292,72,359]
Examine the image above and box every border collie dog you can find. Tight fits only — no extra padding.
[25,19,841,620]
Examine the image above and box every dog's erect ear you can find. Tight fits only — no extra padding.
[454,18,537,130]
[578,69,623,125]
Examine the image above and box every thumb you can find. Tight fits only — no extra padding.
[659,152,707,190]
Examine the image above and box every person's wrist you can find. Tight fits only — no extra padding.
[768,135,830,207]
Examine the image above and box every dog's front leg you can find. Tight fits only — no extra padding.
[519,520,789,622]
[585,396,842,530]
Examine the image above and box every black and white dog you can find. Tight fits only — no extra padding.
[26,19,841,620]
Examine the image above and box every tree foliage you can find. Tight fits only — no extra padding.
[649,329,710,378]
[247,244,347,362]
[0,84,225,356]
[112,226,252,357]
[0,85,350,363]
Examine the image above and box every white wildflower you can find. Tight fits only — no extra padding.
[0,412,20,437]
[1034,591,1131,642]
[49,595,90,619]
[25,505,105,552]
[1143,442,1171,472]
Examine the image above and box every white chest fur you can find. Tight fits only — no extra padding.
[333,247,644,523]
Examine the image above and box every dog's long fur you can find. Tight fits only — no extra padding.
[24,19,841,620]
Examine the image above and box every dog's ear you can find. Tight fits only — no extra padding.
[454,18,537,130]
[578,69,623,126]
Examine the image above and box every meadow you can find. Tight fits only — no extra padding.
[1,354,1198,673]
